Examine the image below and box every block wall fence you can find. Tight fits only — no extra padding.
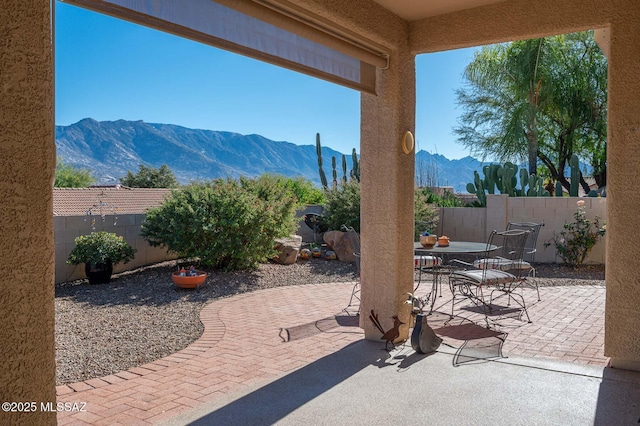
[54,197,606,283]
[54,214,178,284]
[436,195,607,264]
[54,206,323,284]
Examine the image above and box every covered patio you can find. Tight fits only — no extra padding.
[3,0,640,424]
[53,279,613,424]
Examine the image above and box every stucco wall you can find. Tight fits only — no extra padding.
[0,1,56,424]
[5,2,640,418]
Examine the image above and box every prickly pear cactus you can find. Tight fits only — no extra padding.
[468,163,551,206]
[555,181,563,197]
[503,162,518,197]
[528,174,539,196]
[519,168,529,192]
[467,170,487,207]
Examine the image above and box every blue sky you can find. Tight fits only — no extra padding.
[55,2,478,160]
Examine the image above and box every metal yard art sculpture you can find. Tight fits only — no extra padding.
[369,310,404,351]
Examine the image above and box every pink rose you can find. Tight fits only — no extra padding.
[577,200,585,207]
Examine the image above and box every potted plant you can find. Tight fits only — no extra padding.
[171,265,207,289]
[67,231,136,284]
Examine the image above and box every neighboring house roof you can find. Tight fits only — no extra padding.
[53,186,172,216]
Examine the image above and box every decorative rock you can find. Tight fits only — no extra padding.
[299,248,312,260]
[324,250,337,260]
[311,247,322,258]
[323,230,357,262]
[273,235,303,265]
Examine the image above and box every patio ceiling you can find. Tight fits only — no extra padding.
[371,0,506,20]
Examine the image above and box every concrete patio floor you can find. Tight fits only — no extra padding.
[55,280,631,425]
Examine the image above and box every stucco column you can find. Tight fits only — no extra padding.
[605,11,640,370]
[360,46,416,342]
[0,1,56,424]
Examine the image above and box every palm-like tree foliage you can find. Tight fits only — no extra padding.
[455,39,547,175]
[455,31,607,190]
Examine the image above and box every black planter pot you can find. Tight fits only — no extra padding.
[85,261,113,284]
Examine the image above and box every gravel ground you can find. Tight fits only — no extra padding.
[55,259,604,385]
[55,258,357,385]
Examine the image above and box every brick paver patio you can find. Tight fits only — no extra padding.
[56,281,607,424]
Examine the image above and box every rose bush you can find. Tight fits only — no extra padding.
[545,200,606,266]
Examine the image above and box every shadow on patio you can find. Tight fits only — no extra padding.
[163,336,640,426]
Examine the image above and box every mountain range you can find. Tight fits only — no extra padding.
[55,118,490,192]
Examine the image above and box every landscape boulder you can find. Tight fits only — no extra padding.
[323,230,356,262]
[272,235,303,265]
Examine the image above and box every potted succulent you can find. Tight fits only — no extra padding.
[67,231,136,284]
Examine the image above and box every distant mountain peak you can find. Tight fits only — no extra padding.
[56,118,488,191]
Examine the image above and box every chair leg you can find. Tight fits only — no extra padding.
[530,268,540,301]
[489,286,531,323]
[343,281,360,315]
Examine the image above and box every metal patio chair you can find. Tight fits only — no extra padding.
[507,221,544,300]
[449,229,532,326]
[342,226,361,315]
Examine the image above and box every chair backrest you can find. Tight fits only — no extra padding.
[486,229,530,278]
[507,221,544,262]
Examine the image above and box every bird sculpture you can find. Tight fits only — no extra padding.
[369,309,404,351]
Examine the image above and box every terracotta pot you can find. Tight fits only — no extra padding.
[85,261,113,285]
[420,235,437,248]
[172,271,207,289]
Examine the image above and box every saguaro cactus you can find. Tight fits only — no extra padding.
[315,133,328,188]
[331,156,338,187]
[351,148,360,182]
[341,155,348,182]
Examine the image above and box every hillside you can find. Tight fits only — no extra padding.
[56,118,484,191]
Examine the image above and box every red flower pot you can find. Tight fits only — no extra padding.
[172,270,207,289]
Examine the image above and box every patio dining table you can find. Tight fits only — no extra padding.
[414,241,498,313]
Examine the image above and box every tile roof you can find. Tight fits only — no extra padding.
[53,187,172,216]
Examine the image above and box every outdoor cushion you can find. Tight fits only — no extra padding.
[473,257,532,271]
[450,268,517,287]
[414,255,442,268]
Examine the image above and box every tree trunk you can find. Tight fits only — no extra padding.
[526,131,538,175]
[594,167,607,188]
[579,173,591,195]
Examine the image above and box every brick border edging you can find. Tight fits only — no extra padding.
[55,294,232,396]
[55,283,334,396]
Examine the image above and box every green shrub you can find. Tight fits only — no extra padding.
[55,157,95,188]
[67,231,135,265]
[322,181,441,238]
[141,178,298,270]
[323,180,361,232]
[242,174,325,206]
[418,187,465,207]
[120,164,179,188]
[414,189,440,240]
[544,200,606,266]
